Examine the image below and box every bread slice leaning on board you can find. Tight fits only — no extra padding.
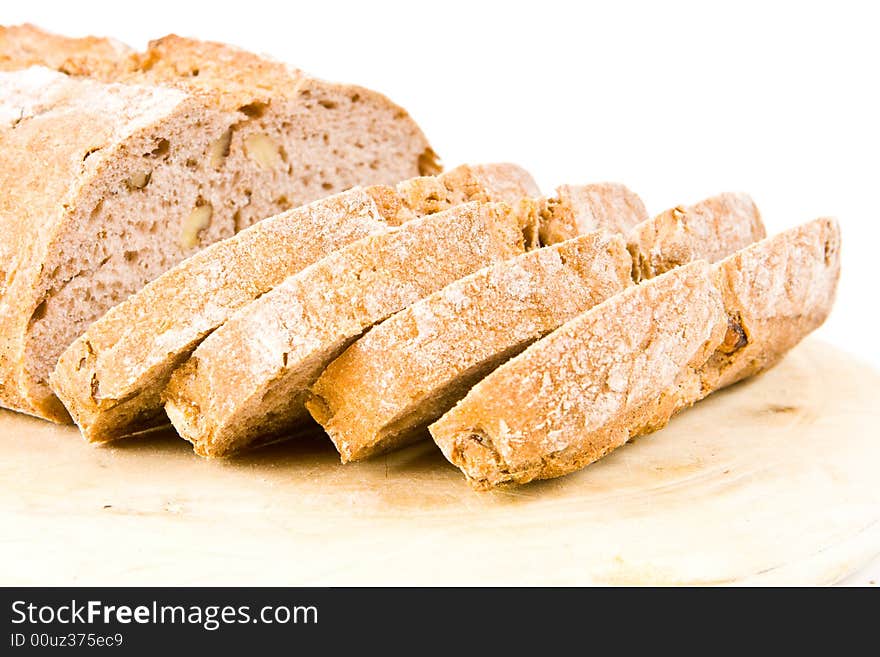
[430,218,840,489]
[163,201,532,456]
[306,191,764,462]
[0,25,436,422]
[50,165,537,442]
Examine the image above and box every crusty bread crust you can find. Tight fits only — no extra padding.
[617,218,841,439]
[0,24,133,77]
[308,188,768,466]
[164,201,530,457]
[429,261,727,490]
[538,183,648,246]
[629,192,765,281]
[51,165,537,441]
[308,231,633,462]
[705,217,841,391]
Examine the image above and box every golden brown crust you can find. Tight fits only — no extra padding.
[704,217,840,390]
[307,232,633,462]
[163,202,529,457]
[429,261,727,490]
[129,34,305,96]
[538,183,648,246]
[622,218,841,438]
[0,24,133,78]
[629,192,765,281]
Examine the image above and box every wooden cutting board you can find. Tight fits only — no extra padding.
[1,338,878,586]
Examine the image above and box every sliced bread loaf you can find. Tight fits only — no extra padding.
[430,218,840,490]
[307,232,633,462]
[163,201,532,457]
[307,188,765,463]
[2,26,440,186]
[1,26,437,422]
[50,165,536,441]
[429,261,727,490]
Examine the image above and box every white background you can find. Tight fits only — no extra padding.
[4,0,878,584]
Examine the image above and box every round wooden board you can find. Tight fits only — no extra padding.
[1,338,879,586]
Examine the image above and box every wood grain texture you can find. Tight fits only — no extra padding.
[1,339,878,585]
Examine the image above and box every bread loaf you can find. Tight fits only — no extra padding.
[1,24,437,422]
[51,165,536,441]
[164,201,532,457]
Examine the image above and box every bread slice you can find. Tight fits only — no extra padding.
[431,218,840,490]
[630,217,841,437]
[307,232,634,462]
[538,183,648,245]
[429,261,727,490]
[50,165,536,442]
[628,192,765,281]
[705,217,841,391]
[1,68,197,422]
[163,201,531,457]
[1,25,438,422]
